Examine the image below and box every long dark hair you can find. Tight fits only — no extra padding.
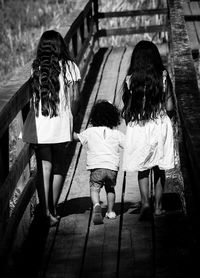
[90,100,121,129]
[31,30,74,117]
[121,40,172,124]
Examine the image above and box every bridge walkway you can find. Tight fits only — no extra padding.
[5,46,198,278]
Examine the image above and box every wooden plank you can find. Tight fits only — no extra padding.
[119,213,153,278]
[183,2,191,16]
[194,21,200,43]
[45,213,91,278]
[184,2,200,21]
[96,47,130,101]
[118,170,153,278]
[190,1,200,15]
[98,8,168,19]
[154,212,196,277]
[98,25,167,37]
[186,21,199,50]
[81,218,120,278]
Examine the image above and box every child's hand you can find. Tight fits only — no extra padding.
[73,132,80,141]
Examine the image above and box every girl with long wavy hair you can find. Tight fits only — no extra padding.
[22,30,81,226]
[121,40,175,219]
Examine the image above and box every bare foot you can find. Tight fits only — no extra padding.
[139,205,152,221]
[49,213,59,227]
[154,208,165,216]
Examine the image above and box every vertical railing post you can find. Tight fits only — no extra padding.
[72,33,78,58]
[93,0,99,34]
[0,129,9,239]
[0,130,9,187]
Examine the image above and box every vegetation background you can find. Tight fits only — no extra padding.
[0,0,76,85]
[0,0,167,85]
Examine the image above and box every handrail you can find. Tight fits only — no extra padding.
[96,7,168,38]
[168,0,200,217]
[0,0,98,261]
[98,8,168,18]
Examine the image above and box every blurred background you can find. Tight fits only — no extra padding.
[0,0,166,85]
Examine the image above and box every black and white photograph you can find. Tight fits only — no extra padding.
[0,0,199,277]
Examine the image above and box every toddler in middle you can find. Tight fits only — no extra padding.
[74,100,124,224]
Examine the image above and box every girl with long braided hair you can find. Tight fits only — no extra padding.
[121,40,175,220]
[22,30,81,226]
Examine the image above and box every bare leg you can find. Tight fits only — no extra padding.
[90,188,103,224]
[40,161,58,226]
[90,188,100,206]
[52,174,64,216]
[105,186,115,213]
[138,170,150,208]
[154,167,165,215]
[138,170,152,220]
[35,146,59,226]
[39,160,52,216]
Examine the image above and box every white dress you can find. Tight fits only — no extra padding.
[122,112,175,172]
[22,61,81,144]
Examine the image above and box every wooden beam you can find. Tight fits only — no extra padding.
[185,15,200,21]
[0,144,33,227]
[0,172,36,260]
[98,8,168,19]
[0,80,31,140]
[168,0,200,211]
[65,0,93,43]
[0,130,9,187]
[98,25,168,37]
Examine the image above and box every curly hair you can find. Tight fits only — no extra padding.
[31,30,74,117]
[90,100,121,129]
[121,40,172,124]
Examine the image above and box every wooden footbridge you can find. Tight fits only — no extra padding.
[1,0,200,277]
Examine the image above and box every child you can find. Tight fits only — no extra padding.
[121,40,175,219]
[21,30,81,226]
[74,100,124,224]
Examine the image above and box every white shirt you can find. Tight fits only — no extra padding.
[77,126,125,171]
[22,61,81,144]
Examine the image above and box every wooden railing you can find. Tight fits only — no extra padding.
[168,0,200,222]
[97,7,168,38]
